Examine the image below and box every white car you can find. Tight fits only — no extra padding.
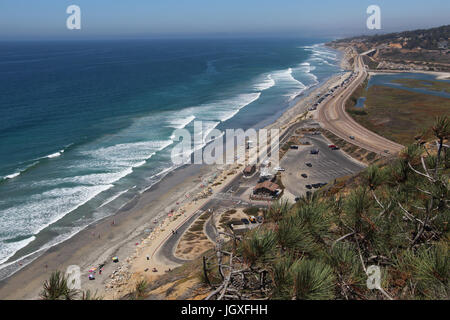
[274,167,286,172]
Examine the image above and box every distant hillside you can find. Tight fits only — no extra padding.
[334,25,450,50]
[329,25,450,71]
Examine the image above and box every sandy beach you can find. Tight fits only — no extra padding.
[0,50,347,300]
[0,163,219,299]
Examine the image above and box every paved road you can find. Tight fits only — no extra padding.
[317,50,404,155]
[280,134,366,197]
[155,193,238,266]
[156,71,394,265]
[154,114,309,265]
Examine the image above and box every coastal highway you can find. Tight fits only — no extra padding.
[317,51,404,155]
[154,52,406,265]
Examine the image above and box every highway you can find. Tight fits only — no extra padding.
[154,49,407,265]
[317,50,404,155]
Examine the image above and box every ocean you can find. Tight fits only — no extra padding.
[0,38,342,276]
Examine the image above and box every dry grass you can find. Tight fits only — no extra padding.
[321,129,383,165]
[348,84,450,145]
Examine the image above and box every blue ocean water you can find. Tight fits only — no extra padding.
[0,38,342,272]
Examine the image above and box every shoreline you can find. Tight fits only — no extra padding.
[0,46,347,300]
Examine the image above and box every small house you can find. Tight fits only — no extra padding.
[243,165,256,177]
[253,181,280,197]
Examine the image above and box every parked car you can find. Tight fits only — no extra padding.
[306,185,312,189]
[319,182,328,187]
[290,145,299,150]
[241,218,249,225]
[256,216,264,223]
[328,144,336,149]
[310,149,319,155]
[274,167,286,172]
[301,173,308,178]
[306,163,312,167]
[295,197,300,202]
[349,136,355,140]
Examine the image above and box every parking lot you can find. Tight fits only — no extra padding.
[280,133,366,198]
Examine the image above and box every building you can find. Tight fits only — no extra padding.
[438,40,448,50]
[389,43,403,49]
[243,164,256,177]
[253,181,280,197]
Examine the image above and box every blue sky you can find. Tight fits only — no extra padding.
[0,0,449,40]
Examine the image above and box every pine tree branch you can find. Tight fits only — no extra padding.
[408,162,435,182]
[332,232,355,248]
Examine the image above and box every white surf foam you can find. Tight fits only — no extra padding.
[46,150,64,159]
[99,189,130,208]
[0,184,113,265]
[272,68,307,101]
[193,92,262,123]
[3,172,20,180]
[167,115,196,129]
[253,74,275,91]
[83,140,173,164]
[0,236,36,266]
